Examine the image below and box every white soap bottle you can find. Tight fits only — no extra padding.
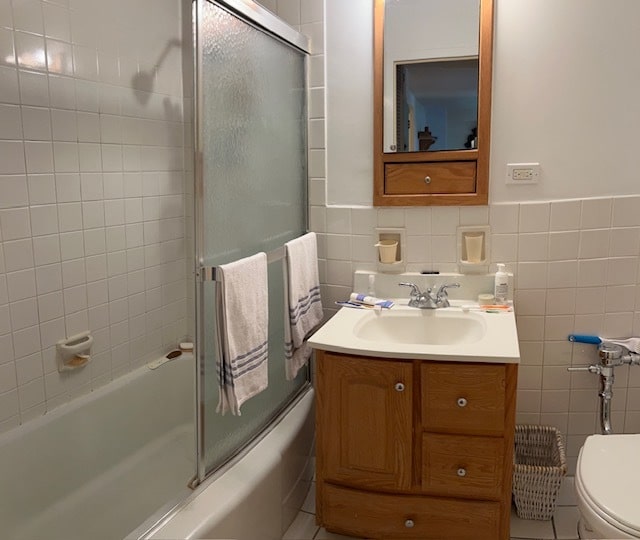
[494,263,509,304]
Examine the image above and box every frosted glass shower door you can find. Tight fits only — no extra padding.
[195,0,309,479]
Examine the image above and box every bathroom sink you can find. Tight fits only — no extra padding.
[308,300,520,363]
[353,310,486,346]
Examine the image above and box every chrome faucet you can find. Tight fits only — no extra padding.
[399,282,461,309]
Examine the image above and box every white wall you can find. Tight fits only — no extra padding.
[327,0,640,204]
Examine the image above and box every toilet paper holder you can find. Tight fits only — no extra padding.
[56,331,93,372]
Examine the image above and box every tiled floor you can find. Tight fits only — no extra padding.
[283,477,580,540]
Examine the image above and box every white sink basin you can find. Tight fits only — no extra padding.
[308,300,520,363]
[354,310,486,346]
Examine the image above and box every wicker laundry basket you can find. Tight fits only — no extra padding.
[512,424,567,520]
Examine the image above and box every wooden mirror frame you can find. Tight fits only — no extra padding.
[373,0,494,206]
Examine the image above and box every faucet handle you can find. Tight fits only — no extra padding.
[435,282,460,307]
[399,282,422,297]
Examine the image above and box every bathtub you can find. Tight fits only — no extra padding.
[144,387,315,540]
[0,353,195,540]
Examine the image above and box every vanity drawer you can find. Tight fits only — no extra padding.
[385,162,476,195]
[321,483,500,539]
[421,363,506,435]
[421,433,505,499]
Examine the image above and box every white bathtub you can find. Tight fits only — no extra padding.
[0,353,195,540]
[145,387,315,540]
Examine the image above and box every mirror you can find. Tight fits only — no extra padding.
[374,0,494,206]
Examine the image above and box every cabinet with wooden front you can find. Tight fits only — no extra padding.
[315,351,517,540]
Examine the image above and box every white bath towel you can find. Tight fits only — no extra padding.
[217,252,269,415]
[284,233,323,380]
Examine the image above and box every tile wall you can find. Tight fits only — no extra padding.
[0,0,192,432]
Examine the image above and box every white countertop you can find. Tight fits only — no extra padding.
[308,300,521,364]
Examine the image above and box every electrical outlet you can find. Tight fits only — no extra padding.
[506,163,540,184]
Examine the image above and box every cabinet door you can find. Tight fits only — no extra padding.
[317,353,413,491]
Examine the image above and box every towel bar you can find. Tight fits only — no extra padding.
[199,245,286,282]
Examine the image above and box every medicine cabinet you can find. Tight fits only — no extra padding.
[373,0,495,206]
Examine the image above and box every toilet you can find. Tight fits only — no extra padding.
[575,434,640,539]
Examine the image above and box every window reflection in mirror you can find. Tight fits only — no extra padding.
[383,0,480,153]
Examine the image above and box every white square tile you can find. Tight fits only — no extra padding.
[101,143,122,171]
[46,38,73,76]
[28,174,56,205]
[35,263,62,295]
[0,66,21,104]
[544,314,575,341]
[21,106,52,140]
[0,140,26,174]
[32,234,61,265]
[87,282,108,312]
[0,103,23,139]
[125,223,143,248]
[518,233,548,262]
[15,353,44,386]
[550,200,581,231]
[0,304,10,335]
[103,172,124,199]
[40,316,65,348]
[57,202,83,233]
[431,235,457,263]
[72,44,98,80]
[516,364,544,389]
[515,316,545,341]
[0,175,29,208]
[83,228,105,256]
[37,291,64,322]
[489,204,520,234]
[24,140,54,173]
[12,0,44,35]
[9,297,38,330]
[61,258,85,288]
[517,262,548,289]
[548,231,579,261]
[581,198,612,229]
[106,250,126,276]
[577,259,607,287]
[82,200,104,228]
[19,70,50,107]
[0,27,16,68]
[574,287,605,315]
[104,199,124,226]
[326,207,350,234]
[350,208,376,235]
[491,233,518,263]
[609,227,640,257]
[459,205,489,226]
[42,2,71,42]
[13,324,41,359]
[48,74,76,109]
[51,108,77,141]
[63,284,86,313]
[0,207,32,239]
[75,79,98,112]
[612,195,640,227]
[30,204,59,236]
[3,238,34,272]
[578,229,610,259]
[55,173,80,202]
[514,289,546,316]
[124,198,142,224]
[6,269,36,302]
[53,141,79,172]
[606,257,638,286]
[15,31,47,70]
[431,206,459,234]
[123,172,142,197]
[60,230,84,261]
[519,202,550,233]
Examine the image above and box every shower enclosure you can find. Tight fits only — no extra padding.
[193,0,311,482]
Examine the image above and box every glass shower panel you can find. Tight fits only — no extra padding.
[197,0,308,476]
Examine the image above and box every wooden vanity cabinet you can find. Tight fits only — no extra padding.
[315,350,517,540]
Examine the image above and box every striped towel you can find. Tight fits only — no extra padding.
[216,252,268,415]
[283,233,323,380]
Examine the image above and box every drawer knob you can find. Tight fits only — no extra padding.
[457,397,468,407]
[404,519,415,528]
[394,382,405,392]
[457,467,467,477]
[424,176,432,184]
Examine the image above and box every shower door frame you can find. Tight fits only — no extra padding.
[193,0,311,485]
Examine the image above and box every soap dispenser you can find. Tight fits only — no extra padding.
[494,263,509,304]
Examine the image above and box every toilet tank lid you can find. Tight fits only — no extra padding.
[579,434,640,534]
